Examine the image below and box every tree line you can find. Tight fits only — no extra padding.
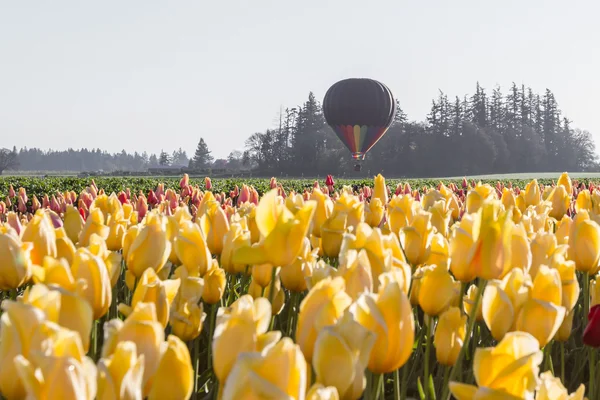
[244,82,598,177]
[2,81,597,177]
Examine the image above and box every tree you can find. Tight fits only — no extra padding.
[159,150,171,166]
[192,138,214,169]
[0,148,19,175]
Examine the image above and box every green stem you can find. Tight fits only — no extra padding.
[560,342,565,384]
[371,373,384,399]
[424,317,434,400]
[207,304,217,371]
[441,279,487,400]
[590,350,596,400]
[268,266,278,305]
[441,366,450,399]
[584,272,595,399]
[394,369,400,400]
[286,292,298,337]
[400,364,409,400]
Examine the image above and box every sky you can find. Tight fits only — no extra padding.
[0,1,598,160]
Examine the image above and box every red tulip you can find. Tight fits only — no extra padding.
[583,305,600,347]
[147,190,158,206]
[270,177,277,189]
[8,185,15,199]
[205,177,212,190]
[118,191,129,205]
[180,173,189,189]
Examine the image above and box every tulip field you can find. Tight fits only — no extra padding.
[0,172,599,400]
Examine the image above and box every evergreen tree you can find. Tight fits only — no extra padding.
[159,151,171,166]
[192,138,214,169]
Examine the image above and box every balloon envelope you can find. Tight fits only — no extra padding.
[323,78,396,160]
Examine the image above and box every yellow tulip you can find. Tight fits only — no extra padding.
[321,211,348,258]
[463,284,483,322]
[173,221,212,277]
[449,331,543,399]
[417,264,458,316]
[352,271,414,374]
[78,207,110,247]
[170,266,206,342]
[576,189,592,213]
[524,179,541,207]
[471,200,513,280]
[399,210,434,266]
[555,310,575,342]
[147,335,194,400]
[281,237,318,293]
[0,301,48,399]
[333,192,364,230]
[14,349,97,400]
[72,247,113,319]
[568,211,600,274]
[548,248,580,312]
[387,194,421,234]
[233,189,316,266]
[547,185,570,220]
[555,215,571,245]
[310,188,334,237]
[306,260,336,290]
[248,274,286,315]
[222,337,307,400]
[429,200,452,237]
[364,198,385,228]
[313,311,376,400]
[296,277,352,363]
[97,341,145,400]
[87,234,122,288]
[372,173,388,205]
[119,268,180,328]
[427,232,449,269]
[530,232,557,279]
[286,192,305,215]
[482,268,531,341]
[202,260,227,305]
[508,223,532,277]
[307,384,340,400]
[199,200,230,255]
[434,307,467,366]
[212,295,279,385]
[0,231,33,290]
[55,227,77,265]
[465,182,496,214]
[102,302,165,396]
[64,205,84,244]
[536,371,586,400]
[21,209,57,265]
[126,211,172,278]
[421,188,445,211]
[106,211,127,251]
[449,214,477,282]
[252,263,277,288]
[221,222,252,275]
[515,265,566,347]
[557,172,573,194]
[336,249,373,301]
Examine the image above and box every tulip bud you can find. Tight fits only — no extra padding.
[434,307,467,365]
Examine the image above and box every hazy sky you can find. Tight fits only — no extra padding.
[1,1,598,160]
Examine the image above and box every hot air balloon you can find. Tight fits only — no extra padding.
[323,78,396,171]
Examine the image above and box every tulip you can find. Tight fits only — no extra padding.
[569,211,600,274]
[306,261,336,290]
[71,247,113,319]
[221,337,307,400]
[583,304,600,347]
[280,237,318,293]
[64,205,84,244]
[351,271,414,373]
[6,212,22,236]
[321,211,348,258]
[399,209,434,266]
[333,192,364,230]
[221,222,252,275]
[465,182,496,214]
[576,189,593,213]
[336,249,373,301]
[126,211,172,278]
[199,200,230,255]
[523,179,541,207]
[463,285,483,322]
[536,371,586,400]
[307,384,340,400]
[434,307,467,366]
[21,209,58,265]
[508,223,532,277]
[212,295,279,385]
[310,188,334,237]
[449,331,543,399]
[529,232,557,279]
[312,311,376,400]
[364,198,385,228]
[372,173,388,205]
[233,189,316,266]
[97,341,145,400]
[555,215,571,245]
[0,231,33,290]
[296,277,352,363]
[557,172,573,194]
[174,220,212,276]
[387,194,421,234]
[119,268,180,328]
[55,227,77,265]
[102,302,165,396]
[248,274,286,315]
[78,207,110,247]
[86,234,122,288]
[547,185,570,220]
[202,260,227,305]
[427,233,449,269]
[147,335,194,400]
[555,310,575,342]
[471,200,513,280]
[170,266,206,341]
[449,213,477,282]
[417,264,458,316]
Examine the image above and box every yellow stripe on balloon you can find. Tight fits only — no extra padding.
[353,125,361,153]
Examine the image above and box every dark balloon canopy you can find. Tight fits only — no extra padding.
[323,78,396,162]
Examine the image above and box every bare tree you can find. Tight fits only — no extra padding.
[0,148,19,175]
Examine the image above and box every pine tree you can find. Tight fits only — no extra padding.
[192,138,213,169]
[159,150,171,166]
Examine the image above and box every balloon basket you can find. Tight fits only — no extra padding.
[353,164,362,172]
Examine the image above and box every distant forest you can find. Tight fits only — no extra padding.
[7,82,598,177]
